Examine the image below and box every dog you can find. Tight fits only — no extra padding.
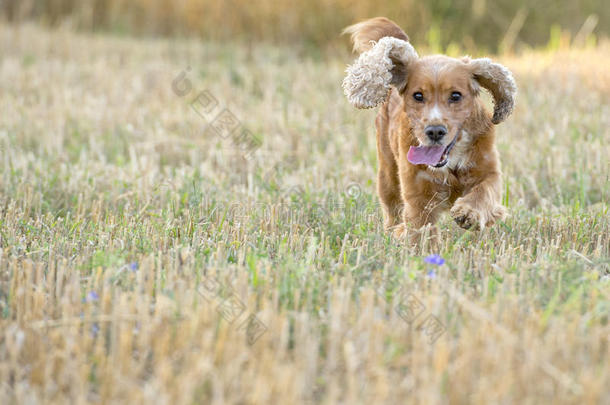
[342,17,516,240]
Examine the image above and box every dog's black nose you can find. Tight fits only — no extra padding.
[425,125,447,142]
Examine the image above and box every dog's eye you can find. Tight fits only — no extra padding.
[449,92,462,102]
[413,92,424,102]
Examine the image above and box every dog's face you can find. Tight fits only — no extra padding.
[343,37,516,167]
[403,56,475,147]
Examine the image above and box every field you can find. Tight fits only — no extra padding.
[0,24,609,404]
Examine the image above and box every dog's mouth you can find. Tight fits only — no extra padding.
[407,131,460,168]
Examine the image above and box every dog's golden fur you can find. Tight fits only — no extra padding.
[342,17,517,240]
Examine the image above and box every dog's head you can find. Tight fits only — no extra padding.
[343,37,516,167]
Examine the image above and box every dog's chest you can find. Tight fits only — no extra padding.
[416,165,466,202]
[417,168,455,187]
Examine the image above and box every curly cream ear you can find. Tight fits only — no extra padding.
[342,37,418,109]
[470,58,517,124]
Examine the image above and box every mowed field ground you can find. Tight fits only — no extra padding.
[0,24,609,404]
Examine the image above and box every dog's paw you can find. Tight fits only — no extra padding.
[392,223,408,239]
[488,205,508,226]
[451,200,507,230]
[392,223,439,249]
[450,200,482,230]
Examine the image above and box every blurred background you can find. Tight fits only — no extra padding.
[1,0,607,54]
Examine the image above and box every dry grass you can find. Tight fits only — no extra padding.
[0,24,609,404]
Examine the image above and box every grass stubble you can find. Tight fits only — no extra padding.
[0,24,609,404]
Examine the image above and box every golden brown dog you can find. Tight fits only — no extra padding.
[342,17,516,240]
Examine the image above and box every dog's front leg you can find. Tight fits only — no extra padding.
[450,172,507,230]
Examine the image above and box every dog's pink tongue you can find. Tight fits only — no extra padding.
[407,145,445,166]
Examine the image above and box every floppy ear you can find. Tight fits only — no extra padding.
[342,37,418,109]
[469,58,517,124]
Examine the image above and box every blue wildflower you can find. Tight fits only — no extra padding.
[424,254,445,266]
[427,270,436,278]
[86,291,99,302]
[129,262,138,272]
